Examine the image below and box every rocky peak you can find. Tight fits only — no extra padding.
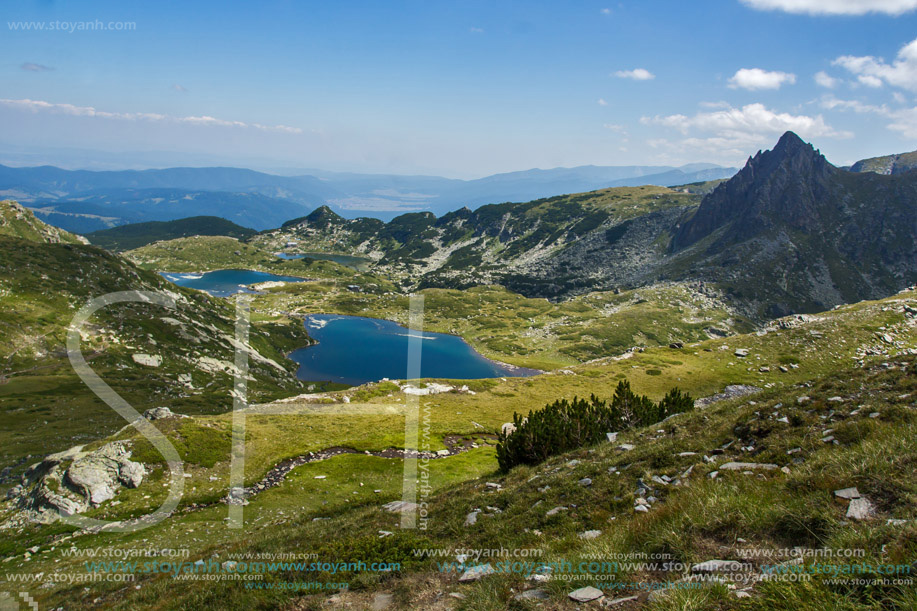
[306,205,342,222]
[672,132,836,249]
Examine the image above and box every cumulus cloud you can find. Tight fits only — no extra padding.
[643,103,844,139]
[814,71,840,88]
[469,27,484,33]
[740,0,917,15]
[614,68,655,80]
[597,98,608,106]
[728,68,796,90]
[0,98,302,134]
[21,62,53,72]
[833,38,917,92]
[172,84,188,93]
[642,103,848,161]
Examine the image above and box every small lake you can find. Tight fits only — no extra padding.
[289,314,540,385]
[275,252,371,270]
[160,269,310,297]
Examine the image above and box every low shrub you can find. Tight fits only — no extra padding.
[496,380,693,472]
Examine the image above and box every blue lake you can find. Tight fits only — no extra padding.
[275,252,370,270]
[289,314,540,385]
[160,269,310,297]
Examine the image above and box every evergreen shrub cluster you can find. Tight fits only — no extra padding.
[496,380,693,472]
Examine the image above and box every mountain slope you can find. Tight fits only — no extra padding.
[85,216,256,251]
[849,149,917,175]
[0,199,86,245]
[260,133,917,319]
[669,132,917,316]
[0,203,310,478]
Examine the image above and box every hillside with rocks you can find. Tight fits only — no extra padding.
[243,133,917,320]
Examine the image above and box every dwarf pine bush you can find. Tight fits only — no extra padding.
[496,380,693,472]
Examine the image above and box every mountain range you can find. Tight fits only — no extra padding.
[0,161,737,231]
[244,132,917,319]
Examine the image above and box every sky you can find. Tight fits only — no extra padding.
[2,0,917,177]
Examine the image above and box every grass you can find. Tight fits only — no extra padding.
[11,347,915,610]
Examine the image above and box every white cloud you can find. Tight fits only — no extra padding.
[728,68,796,90]
[819,94,887,114]
[469,27,484,33]
[814,71,840,88]
[643,103,845,139]
[172,84,188,93]
[820,93,917,138]
[600,8,612,14]
[0,98,302,134]
[740,0,917,15]
[833,38,917,92]
[21,62,53,72]
[614,68,655,80]
[597,98,608,106]
[603,123,625,132]
[857,74,884,87]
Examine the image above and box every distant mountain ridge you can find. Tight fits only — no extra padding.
[0,161,737,230]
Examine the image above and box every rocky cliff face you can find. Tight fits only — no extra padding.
[673,132,837,248]
[667,132,917,317]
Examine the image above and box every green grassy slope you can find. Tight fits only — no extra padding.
[0,200,85,245]
[2,288,913,610]
[0,235,311,479]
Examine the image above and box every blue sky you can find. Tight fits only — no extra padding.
[2,0,917,176]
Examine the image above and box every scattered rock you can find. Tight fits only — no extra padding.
[578,478,593,487]
[459,563,495,582]
[143,407,178,420]
[546,506,568,517]
[464,510,480,527]
[834,487,860,501]
[568,586,604,602]
[131,353,162,367]
[846,497,875,521]
[695,385,761,408]
[579,530,602,540]
[618,444,635,452]
[734,349,749,357]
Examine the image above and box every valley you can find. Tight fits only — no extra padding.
[0,133,916,610]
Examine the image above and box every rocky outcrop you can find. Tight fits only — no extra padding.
[668,131,917,317]
[5,442,145,525]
